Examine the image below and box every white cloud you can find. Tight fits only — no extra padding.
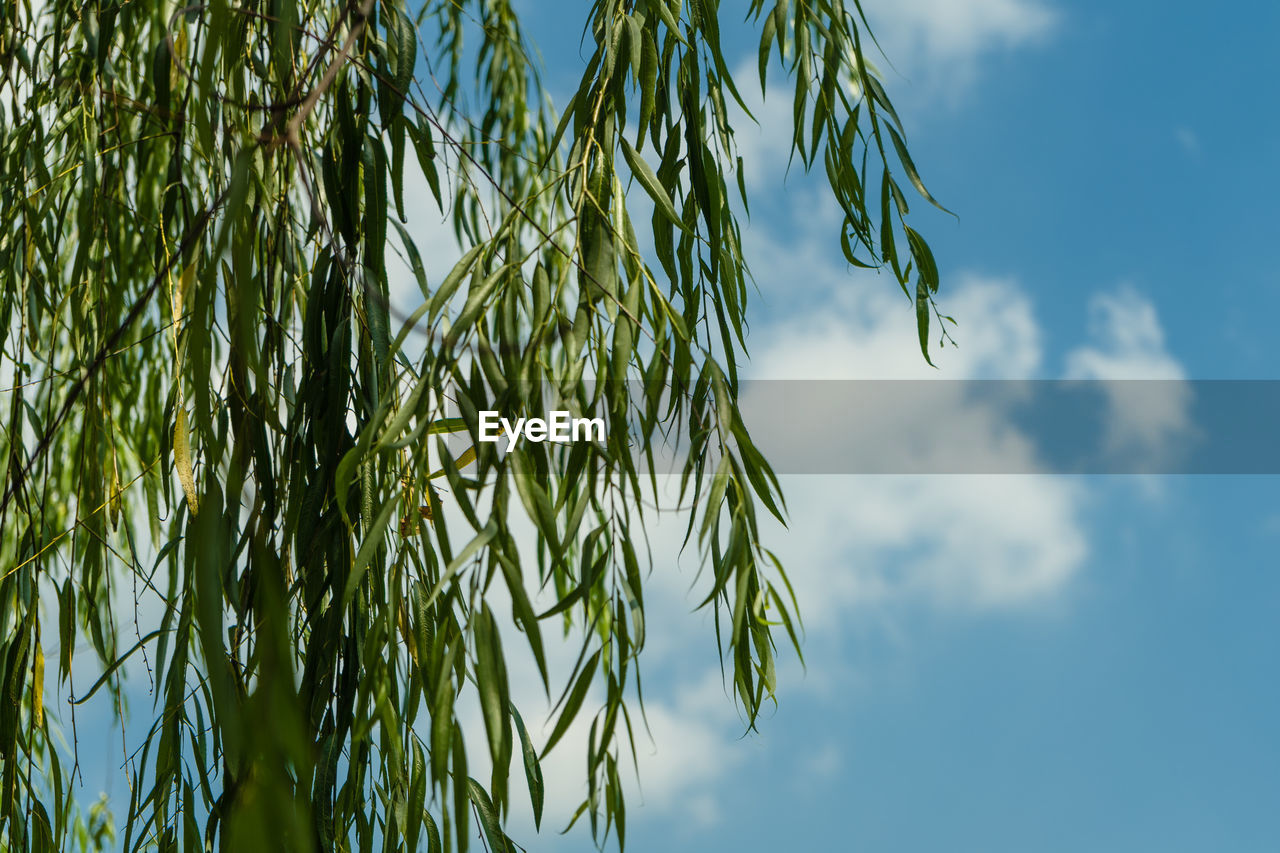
[865,0,1058,95]
[762,474,1087,622]
[870,0,1057,59]
[750,272,1042,379]
[732,216,1088,610]
[1065,287,1183,381]
[1065,287,1193,473]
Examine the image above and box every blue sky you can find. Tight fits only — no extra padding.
[498,1,1280,850]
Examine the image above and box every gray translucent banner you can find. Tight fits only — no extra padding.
[445,380,1280,475]
[730,380,1276,474]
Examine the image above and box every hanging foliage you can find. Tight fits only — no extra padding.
[0,0,947,850]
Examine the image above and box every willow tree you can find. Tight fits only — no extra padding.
[0,0,946,850]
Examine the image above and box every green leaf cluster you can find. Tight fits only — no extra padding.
[0,0,945,850]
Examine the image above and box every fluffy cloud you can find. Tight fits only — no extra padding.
[1065,287,1192,472]
[740,283,1087,615]
[729,190,1089,606]
[749,271,1042,379]
[865,0,1058,96]
[1065,287,1184,381]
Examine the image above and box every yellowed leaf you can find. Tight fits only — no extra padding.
[32,640,44,727]
[426,445,477,480]
[174,407,199,515]
[109,450,121,530]
[175,260,196,327]
[397,600,418,665]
